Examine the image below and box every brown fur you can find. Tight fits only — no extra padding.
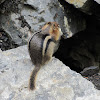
[28,22,62,90]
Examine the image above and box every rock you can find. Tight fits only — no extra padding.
[0,0,66,46]
[0,0,5,4]
[0,45,100,100]
[94,0,100,4]
[80,66,99,76]
[0,14,24,46]
[65,0,87,8]
[86,73,100,90]
[0,29,18,51]
[60,1,86,38]
[0,0,25,46]
[21,0,65,33]
[0,0,87,46]
[65,0,100,18]
[0,0,21,13]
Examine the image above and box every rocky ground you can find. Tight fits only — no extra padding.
[86,73,100,90]
[0,46,100,100]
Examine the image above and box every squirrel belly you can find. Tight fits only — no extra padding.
[28,22,62,90]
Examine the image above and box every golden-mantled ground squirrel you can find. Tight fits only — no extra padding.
[28,22,63,90]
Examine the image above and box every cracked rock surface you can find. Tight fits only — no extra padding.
[0,0,65,46]
[0,0,87,48]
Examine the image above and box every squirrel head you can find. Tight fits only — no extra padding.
[42,22,63,41]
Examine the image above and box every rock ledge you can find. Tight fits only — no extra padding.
[0,46,100,100]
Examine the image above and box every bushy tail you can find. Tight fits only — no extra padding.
[29,66,41,90]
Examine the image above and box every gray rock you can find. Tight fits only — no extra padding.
[0,0,87,45]
[0,0,5,4]
[65,0,87,8]
[94,0,100,4]
[0,14,24,45]
[0,0,25,46]
[86,73,100,90]
[65,0,100,18]
[62,2,86,38]
[80,66,99,76]
[0,45,100,100]
[22,0,65,33]
[0,0,65,45]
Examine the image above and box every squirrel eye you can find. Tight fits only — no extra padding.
[53,24,55,27]
[57,24,59,27]
[47,22,51,24]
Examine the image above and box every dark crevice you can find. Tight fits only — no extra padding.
[0,29,18,51]
[54,14,100,73]
[24,4,38,11]
[0,0,21,14]
[18,16,31,29]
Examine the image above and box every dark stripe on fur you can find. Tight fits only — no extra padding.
[45,39,52,54]
[45,37,58,54]
[28,30,41,50]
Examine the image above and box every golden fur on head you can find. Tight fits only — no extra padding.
[42,22,62,41]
